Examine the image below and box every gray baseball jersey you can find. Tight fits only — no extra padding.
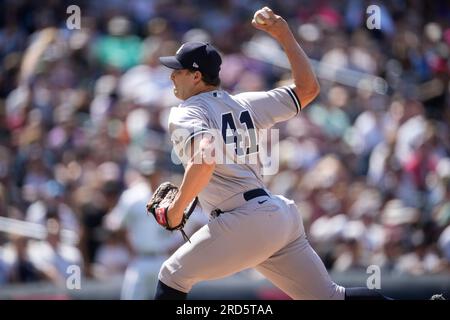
[168,85,300,214]
[161,85,345,300]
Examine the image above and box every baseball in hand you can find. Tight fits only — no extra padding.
[254,10,270,25]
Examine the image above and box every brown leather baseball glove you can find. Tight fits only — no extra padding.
[146,182,198,242]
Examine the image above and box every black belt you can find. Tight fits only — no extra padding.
[243,188,269,201]
[211,188,269,217]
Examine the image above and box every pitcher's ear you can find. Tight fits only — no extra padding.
[193,70,203,83]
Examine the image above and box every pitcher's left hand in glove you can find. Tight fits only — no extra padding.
[146,181,198,242]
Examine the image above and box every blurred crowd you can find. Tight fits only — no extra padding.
[0,0,449,292]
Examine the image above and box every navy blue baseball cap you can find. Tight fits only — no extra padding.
[159,42,222,78]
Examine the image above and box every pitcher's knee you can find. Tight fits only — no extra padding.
[158,259,194,293]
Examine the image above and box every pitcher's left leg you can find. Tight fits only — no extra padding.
[158,206,291,296]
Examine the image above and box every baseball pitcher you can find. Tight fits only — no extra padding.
[147,7,392,300]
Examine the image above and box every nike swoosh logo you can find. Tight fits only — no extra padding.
[258,200,267,204]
